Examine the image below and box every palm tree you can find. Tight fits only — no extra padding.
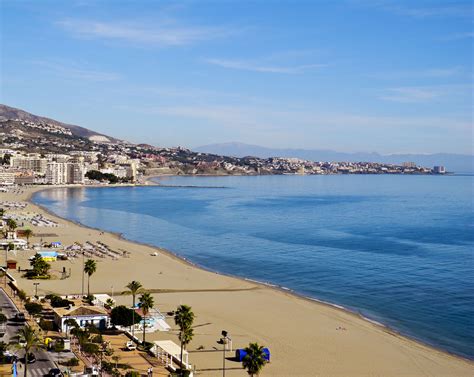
[242,343,267,377]
[64,318,78,337]
[17,326,42,377]
[23,229,33,246]
[174,305,195,374]
[6,218,17,231]
[138,292,154,344]
[84,259,97,297]
[122,281,143,337]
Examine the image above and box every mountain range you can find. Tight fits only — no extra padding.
[196,143,474,173]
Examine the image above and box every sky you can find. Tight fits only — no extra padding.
[1,0,472,154]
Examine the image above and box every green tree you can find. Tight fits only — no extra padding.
[64,318,79,337]
[174,305,195,374]
[122,280,143,337]
[138,292,154,344]
[24,302,43,316]
[111,306,142,328]
[242,343,268,377]
[16,326,42,377]
[29,253,51,277]
[6,218,17,231]
[23,229,33,245]
[84,259,97,296]
[7,242,14,251]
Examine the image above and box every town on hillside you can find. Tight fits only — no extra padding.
[0,116,446,186]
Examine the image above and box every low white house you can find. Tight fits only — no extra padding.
[53,305,110,333]
[0,238,27,250]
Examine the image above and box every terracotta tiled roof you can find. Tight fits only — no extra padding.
[54,305,108,317]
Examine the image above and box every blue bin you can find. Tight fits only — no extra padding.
[235,348,270,362]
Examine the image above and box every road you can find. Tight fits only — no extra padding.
[0,288,57,376]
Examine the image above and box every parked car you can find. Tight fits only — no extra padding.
[84,366,99,376]
[48,368,64,377]
[12,312,26,322]
[125,341,136,351]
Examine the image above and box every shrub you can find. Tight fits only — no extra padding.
[25,302,43,316]
[90,334,103,344]
[111,306,142,327]
[125,372,140,377]
[17,289,27,301]
[82,342,99,355]
[84,295,94,305]
[60,357,79,367]
[39,319,54,331]
[49,295,73,308]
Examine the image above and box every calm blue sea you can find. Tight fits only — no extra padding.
[33,175,474,359]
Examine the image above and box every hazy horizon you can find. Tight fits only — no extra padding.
[1,0,472,154]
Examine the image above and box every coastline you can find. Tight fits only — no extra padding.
[4,184,473,376]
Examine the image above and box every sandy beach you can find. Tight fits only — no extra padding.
[1,185,473,377]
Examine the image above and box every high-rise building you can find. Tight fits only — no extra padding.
[433,166,446,174]
[47,161,86,184]
[46,162,68,184]
[68,162,85,184]
[10,156,48,173]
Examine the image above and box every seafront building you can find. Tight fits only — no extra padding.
[0,143,446,187]
[10,155,48,173]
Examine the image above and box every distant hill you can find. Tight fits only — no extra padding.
[196,142,474,173]
[0,104,121,143]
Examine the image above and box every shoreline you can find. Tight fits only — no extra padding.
[4,184,473,375]
[30,184,473,363]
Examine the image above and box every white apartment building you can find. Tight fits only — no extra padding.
[10,155,48,173]
[46,162,68,184]
[68,162,85,184]
[46,162,85,184]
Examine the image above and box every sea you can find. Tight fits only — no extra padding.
[33,174,474,359]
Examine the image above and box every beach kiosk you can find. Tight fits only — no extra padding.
[38,251,58,262]
[151,340,192,373]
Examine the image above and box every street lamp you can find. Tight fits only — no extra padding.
[81,251,85,297]
[33,282,40,297]
[221,330,230,377]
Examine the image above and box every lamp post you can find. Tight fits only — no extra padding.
[81,251,85,297]
[33,282,40,297]
[221,330,229,377]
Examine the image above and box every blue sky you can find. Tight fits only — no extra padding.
[1,0,472,154]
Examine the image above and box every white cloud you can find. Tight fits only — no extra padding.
[57,19,238,46]
[379,85,470,103]
[205,58,326,74]
[369,67,463,80]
